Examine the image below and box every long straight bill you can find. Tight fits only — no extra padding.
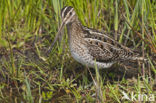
[47,22,65,53]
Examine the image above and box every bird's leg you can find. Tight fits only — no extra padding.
[87,67,103,103]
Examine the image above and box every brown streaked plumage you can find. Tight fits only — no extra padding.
[48,6,146,69]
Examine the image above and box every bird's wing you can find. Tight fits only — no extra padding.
[82,26,132,52]
[85,38,121,62]
[84,37,137,63]
[82,26,144,61]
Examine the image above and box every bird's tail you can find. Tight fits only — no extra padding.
[121,52,147,62]
[131,56,147,61]
[119,50,147,62]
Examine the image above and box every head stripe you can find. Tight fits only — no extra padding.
[61,6,73,18]
[64,8,75,23]
[61,6,68,18]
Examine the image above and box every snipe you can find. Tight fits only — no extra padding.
[48,6,145,69]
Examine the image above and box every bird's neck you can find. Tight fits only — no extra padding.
[66,19,84,39]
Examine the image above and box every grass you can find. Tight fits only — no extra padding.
[0,0,156,103]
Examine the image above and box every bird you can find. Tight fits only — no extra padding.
[48,6,145,69]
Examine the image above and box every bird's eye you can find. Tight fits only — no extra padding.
[69,12,72,15]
